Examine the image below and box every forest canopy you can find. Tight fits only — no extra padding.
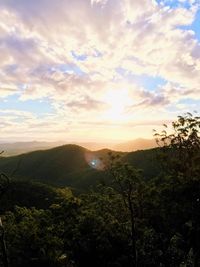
[0,113,200,267]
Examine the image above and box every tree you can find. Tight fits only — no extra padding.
[154,112,200,180]
[0,169,10,267]
[4,206,64,267]
[154,112,200,266]
[107,153,146,267]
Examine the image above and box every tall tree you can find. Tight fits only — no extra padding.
[154,112,200,266]
[0,172,10,267]
[107,153,145,267]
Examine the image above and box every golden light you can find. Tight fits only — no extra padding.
[103,88,132,121]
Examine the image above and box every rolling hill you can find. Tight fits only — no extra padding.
[0,138,157,156]
[0,141,64,156]
[0,144,160,190]
[0,145,115,189]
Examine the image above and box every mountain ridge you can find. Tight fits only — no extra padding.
[0,144,160,190]
[0,138,157,156]
[0,144,119,189]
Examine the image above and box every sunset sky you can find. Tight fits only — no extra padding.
[0,0,200,143]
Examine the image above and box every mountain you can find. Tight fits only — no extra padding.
[114,138,157,152]
[0,141,63,156]
[0,144,160,190]
[0,138,157,156]
[123,148,161,179]
[0,141,119,156]
[0,145,118,190]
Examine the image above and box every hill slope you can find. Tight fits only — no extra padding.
[0,138,157,156]
[0,141,63,156]
[0,145,118,189]
[0,144,160,190]
[123,148,161,179]
[0,180,60,212]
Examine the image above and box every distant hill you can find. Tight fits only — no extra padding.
[0,138,157,156]
[0,144,160,190]
[0,145,118,190]
[0,141,63,156]
[114,138,157,152]
[0,141,118,156]
[123,148,161,179]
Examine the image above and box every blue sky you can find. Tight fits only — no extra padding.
[1,95,53,117]
[192,10,200,40]
[0,0,200,143]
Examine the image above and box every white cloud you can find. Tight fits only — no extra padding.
[0,0,200,141]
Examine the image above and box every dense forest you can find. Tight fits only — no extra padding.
[0,113,200,267]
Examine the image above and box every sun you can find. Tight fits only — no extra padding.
[103,88,132,121]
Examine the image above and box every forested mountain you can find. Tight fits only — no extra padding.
[0,144,160,190]
[0,141,64,156]
[0,139,156,156]
[0,145,93,187]
[0,114,200,267]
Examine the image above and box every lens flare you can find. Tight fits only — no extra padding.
[84,152,104,170]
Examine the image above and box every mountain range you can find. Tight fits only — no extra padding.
[0,144,160,191]
[0,138,157,156]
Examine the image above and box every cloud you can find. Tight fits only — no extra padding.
[0,0,200,141]
[67,95,107,111]
[0,88,17,98]
[1,1,199,91]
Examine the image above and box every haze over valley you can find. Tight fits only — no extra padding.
[0,138,157,156]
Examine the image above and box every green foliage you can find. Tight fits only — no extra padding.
[0,145,112,190]
[0,173,10,200]
[0,113,200,266]
[0,180,61,213]
[123,148,161,180]
[154,112,200,180]
[0,144,162,191]
[3,207,63,267]
[152,112,200,266]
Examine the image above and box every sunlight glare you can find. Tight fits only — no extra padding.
[103,88,132,121]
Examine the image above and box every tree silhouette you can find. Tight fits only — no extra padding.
[107,152,145,267]
[0,167,10,267]
[154,112,200,266]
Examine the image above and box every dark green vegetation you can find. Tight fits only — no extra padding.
[0,145,162,190]
[0,144,159,190]
[0,180,70,213]
[0,113,200,267]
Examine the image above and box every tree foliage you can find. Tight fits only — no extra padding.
[154,112,200,180]
[0,113,200,267]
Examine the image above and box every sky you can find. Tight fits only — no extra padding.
[0,0,200,143]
